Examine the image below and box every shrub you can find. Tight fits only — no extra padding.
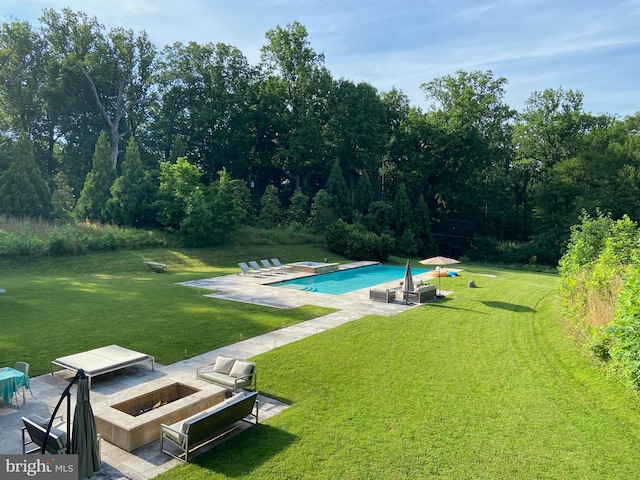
[325,221,393,261]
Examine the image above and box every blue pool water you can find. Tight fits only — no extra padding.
[270,264,430,295]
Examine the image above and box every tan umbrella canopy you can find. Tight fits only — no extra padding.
[419,256,460,297]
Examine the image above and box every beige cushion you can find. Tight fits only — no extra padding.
[415,285,436,293]
[229,360,254,378]
[213,356,236,375]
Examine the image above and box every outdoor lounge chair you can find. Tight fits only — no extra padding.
[271,258,293,272]
[238,262,261,276]
[260,259,287,273]
[248,261,273,275]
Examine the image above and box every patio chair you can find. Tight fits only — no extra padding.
[14,361,33,398]
[248,260,273,275]
[238,262,261,276]
[271,258,293,272]
[260,259,287,273]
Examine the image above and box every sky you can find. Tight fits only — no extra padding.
[2,0,639,117]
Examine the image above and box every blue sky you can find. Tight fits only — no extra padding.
[2,0,639,117]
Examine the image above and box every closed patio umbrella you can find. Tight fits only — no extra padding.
[419,256,460,297]
[403,259,414,304]
[71,370,101,479]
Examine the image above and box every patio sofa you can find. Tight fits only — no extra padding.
[407,284,437,303]
[369,287,397,303]
[197,355,256,391]
[160,390,259,462]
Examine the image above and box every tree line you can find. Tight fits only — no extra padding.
[1,8,639,263]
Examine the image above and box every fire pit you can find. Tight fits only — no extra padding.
[94,378,225,451]
[111,382,199,417]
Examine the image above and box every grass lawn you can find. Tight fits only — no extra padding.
[0,244,337,375]
[153,265,640,479]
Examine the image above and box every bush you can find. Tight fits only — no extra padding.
[325,221,393,261]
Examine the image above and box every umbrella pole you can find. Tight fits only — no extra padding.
[41,369,83,454]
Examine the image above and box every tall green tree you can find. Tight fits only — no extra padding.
[41,8,156,171]
[209,167,248,241]
[325,159,351,220]
[155,41,255,181]
[51,171,75,220]
[259,184,282,227]
[325,80,387,199]
[286,188,310,225]
[420,70,515,253]
[154,156,203,228]
[260,21,331,191]
[0,131,51,217]
[75,131,116,221]
[106,136,155,226]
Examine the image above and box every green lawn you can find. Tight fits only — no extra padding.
[4,249,640,478]
[0,245,337,375]
[154,265,640,479]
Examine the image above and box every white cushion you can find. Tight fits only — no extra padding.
[229,360,254,378]
[213,356,236,375]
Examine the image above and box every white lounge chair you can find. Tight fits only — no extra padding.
[248,261,272,275]
[238,262,261,276]
[260,259,286,273]
[271,258,293,272]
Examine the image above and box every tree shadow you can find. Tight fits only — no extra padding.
[420,297,488,314]
[480,301,535,313]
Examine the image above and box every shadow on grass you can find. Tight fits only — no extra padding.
[480,300,535,313]
[194,424,297,476]
[419,297,488,314]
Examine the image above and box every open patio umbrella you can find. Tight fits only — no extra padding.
[419,256,460,297]
[403,259,415,304]
[71,370,101,479]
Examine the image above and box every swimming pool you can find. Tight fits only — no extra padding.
[269,264,430,295]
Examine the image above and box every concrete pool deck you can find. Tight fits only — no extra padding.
[0,262,446,479]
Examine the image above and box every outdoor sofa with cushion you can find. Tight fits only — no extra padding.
[369,287,397,303]
[407,284,437,303]
[197,355,256,391]
[160,390,259,462]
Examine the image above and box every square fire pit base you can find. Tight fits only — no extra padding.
[94,378,226,452]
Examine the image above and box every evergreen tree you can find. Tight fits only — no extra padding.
[209,168,247,241]
[393,183,412,235]
[75,132,116,221]
[154,156,202,228]
[354,172,374,215]
[414,194,435,255]
[180,187,214,246]
[106,137,156,226]
[259,184,282,227]
[0,131,51,217]
[310,189,336,231]
[168,135,186,163]
[325,159,351,220]
[286,188,310,225]
[51,171,75,220]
